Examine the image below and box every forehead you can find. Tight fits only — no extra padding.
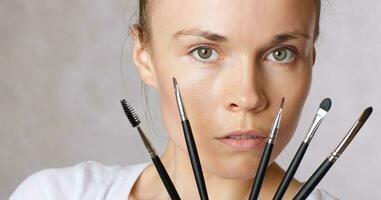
[150,0,316,43]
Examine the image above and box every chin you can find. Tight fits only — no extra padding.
[203,155,262,180]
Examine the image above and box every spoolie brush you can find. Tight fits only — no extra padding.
[121,99,141,127]
[120,99,181,200]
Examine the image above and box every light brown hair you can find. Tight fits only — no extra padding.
[135,0,321,46]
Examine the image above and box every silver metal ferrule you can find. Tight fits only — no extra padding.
[268,108,284,144]
[173,78,187,121]
[303,108,328,143]
[137,126,157,158]
[328,120,364,163]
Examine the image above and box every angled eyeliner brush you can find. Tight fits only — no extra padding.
[172,77,209,200]
[120,99,181,200]
[293,107,373,200]
[273,98,332,200]
[249,97,285,200]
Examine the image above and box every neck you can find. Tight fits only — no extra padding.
[159,140,286,200]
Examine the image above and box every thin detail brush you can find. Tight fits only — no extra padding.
[249,97,285,200]
[273,98,332,200]
[172,77,209,200]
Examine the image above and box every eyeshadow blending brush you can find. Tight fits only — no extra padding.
[293,107,373,200]
[273,98,332,200]
[120,99,181,200]
[172,77,209,200]
[249,97,285,200]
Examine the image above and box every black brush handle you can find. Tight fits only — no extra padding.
[182,119,209,200]
[249,142,274,200]
[273,142,309,200]
[152,156,181,200]
[293,158,334,200]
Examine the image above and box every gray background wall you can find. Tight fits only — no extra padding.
[1,0,380,199]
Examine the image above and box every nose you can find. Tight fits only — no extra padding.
[224,59,268,113]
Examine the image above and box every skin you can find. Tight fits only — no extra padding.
[129,0,317,199]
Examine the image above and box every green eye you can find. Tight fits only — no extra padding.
[267,48,296,64]
[273,49,287,61]
[191,46,219,62]
[198,48,212,59]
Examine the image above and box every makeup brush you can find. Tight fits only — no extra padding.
[293,107,373,200]
[273,98,332,200]
[172,77,209,200]
[120,99,181,200]
[249,97,285,200]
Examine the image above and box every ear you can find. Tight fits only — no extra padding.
[312,45,317,66]
[130,24,159,88]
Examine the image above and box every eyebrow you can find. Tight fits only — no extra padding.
[172,28,310,44]
[270,32,310,45]
[173,28,227,42]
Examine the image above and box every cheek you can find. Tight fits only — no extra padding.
[156,77,187,150]
[266,65,313,159]
[154,60,218,152]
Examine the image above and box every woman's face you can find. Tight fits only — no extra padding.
[133,0,316,179]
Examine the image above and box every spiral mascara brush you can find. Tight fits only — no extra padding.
[120,99,181,200]
[172,77,209,200]
[249,97,285,200]
[273,98,332,200]
[293,107,373,200]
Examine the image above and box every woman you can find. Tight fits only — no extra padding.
[11,0,337,199]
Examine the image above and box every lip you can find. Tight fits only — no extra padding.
[215,129,268,151]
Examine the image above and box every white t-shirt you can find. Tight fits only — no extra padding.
[10,161,338,200]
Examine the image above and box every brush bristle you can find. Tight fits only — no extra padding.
[319,98,332,112]
[120,99,141,127]
[280,97,285,108]
[359,107,373,123]
[172,77,178,91]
